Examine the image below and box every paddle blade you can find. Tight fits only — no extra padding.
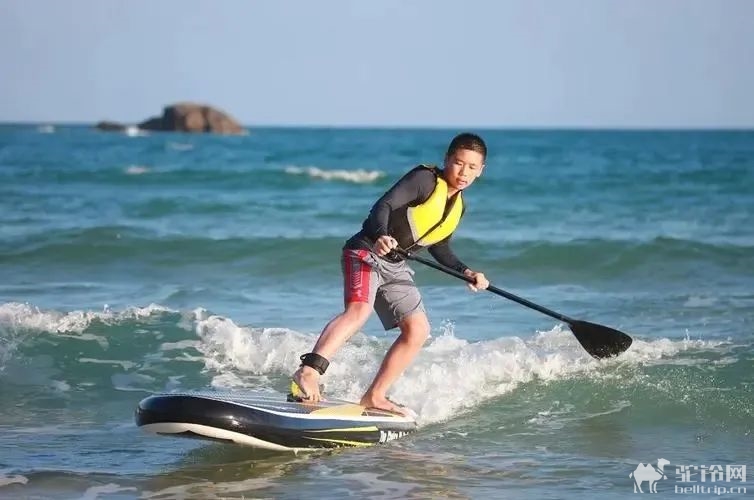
[567,320,633,359]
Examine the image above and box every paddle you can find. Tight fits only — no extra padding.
[393,248,633,359]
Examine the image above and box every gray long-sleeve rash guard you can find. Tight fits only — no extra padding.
[345,167,469,273]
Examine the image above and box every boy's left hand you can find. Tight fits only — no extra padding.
[463,269,489,292]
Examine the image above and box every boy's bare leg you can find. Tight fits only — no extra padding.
[360,311,430,415]
[292,302,372,401]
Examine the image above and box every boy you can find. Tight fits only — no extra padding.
[292,133,490,414]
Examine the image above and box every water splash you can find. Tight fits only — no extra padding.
[284,165,383,183]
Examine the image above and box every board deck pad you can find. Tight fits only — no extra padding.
[135,391,417,451]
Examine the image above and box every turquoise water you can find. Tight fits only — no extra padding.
[0,125,752,498]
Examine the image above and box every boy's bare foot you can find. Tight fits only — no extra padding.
[360,392,410,417]
[291,365,321,402]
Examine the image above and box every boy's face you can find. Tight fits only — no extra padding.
[443,148,485,191]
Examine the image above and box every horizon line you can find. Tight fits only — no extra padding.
[1,120,754,133]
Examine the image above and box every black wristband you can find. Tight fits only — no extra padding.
[299,352,329,375]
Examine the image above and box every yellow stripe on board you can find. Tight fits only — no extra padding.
[306,437,374,447]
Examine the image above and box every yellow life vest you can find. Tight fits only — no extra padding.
[405,167,464,248]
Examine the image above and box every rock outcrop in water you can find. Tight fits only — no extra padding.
[95,121,128,132]
[95,103,246,135]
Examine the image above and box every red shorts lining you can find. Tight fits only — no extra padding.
[344,249,372,303]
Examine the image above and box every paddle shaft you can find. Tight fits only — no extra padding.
[399,250,573,324]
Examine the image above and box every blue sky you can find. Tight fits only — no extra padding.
[1,0,753,128]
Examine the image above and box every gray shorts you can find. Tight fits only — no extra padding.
[341,247,425,330]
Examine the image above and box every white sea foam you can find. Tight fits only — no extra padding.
[78,357,138,370]
[50,379,71,391]
[142,476,277,499]
[0,302,732,425]
[192,307,310,379]
[111,372,156,391]
[683,295,718,308]
[0,302,176,334]
[0,474,28,487]
[124,165,150,175]
[527,399,632,430]
[124,125,147,137]
[284,165,383,183]
[81,483,138,500]
[0,302,177,372]
[159,339,201,351]
[189,309,728,426]
[616,334,725,365]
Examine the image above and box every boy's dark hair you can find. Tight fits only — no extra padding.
[446,133,487,160]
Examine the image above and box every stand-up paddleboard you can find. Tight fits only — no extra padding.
[135,391,417,452]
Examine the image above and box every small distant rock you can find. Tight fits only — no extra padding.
[95,121,127,132]
[95,103,247,135]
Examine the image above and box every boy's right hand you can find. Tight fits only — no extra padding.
[374,235,399,256]
[292,365,322,402]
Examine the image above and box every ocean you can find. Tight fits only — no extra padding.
[0,125,752,499]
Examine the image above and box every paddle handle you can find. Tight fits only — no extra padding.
[397,250,573,324]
